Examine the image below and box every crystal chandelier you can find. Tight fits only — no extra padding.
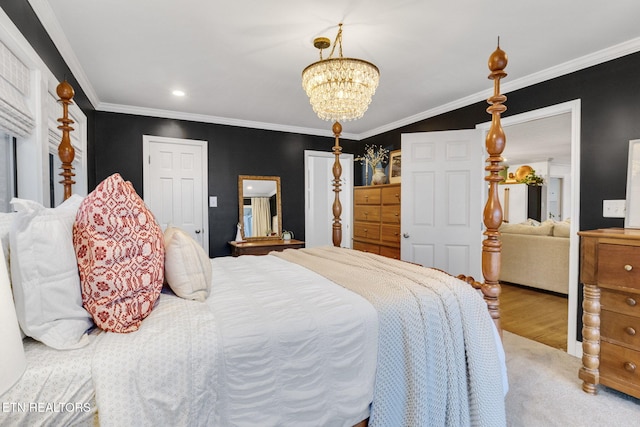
[301,24,380,122]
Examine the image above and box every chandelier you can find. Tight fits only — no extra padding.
[301,23,380,122]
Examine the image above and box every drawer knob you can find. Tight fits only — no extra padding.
[625,326,637,336]
[624,362,637,373]
[625,264,633,271]
[626,297,637,307]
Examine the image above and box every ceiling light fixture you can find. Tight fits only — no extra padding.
[172,90,185,97]
[301,23,379,123]
[301,23,379,248]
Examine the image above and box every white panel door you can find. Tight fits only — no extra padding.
[143,135,208,253]
[304,150,353,248]
[401,130,483,280]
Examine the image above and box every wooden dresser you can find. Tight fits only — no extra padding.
[579,228,640,398]
[352,183,401,259]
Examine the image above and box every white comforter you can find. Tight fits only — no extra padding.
[92,254,378,427]
[3,250,507,427]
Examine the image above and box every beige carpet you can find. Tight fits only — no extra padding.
[503,331,640,426]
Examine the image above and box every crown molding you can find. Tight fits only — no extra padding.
[28,0,100,108]
[98,102,360,140]
[359,36,640,140]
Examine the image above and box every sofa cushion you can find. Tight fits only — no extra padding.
[552,221,571,238]
[500,221,554,236]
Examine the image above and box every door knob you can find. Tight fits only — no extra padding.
[195,229,201,234]
[403,233,410,238]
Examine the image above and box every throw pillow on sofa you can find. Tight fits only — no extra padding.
[552,220,571,237]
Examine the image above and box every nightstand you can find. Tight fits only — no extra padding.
[228,239,305,256]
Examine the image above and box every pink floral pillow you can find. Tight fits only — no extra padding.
[73,173,164,333]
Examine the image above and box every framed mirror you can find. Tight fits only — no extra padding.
[238,175,282,240]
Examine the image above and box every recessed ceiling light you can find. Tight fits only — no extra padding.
[172,90,185,97]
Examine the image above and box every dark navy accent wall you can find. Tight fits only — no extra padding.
[94,111,360,256]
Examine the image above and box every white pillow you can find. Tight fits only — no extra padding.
[9,195,94,349]
[0,212,15,282]
[0,212,26,340]
[164,227,212,302]
[0,242,25,395]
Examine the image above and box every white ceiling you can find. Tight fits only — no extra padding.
[503,112,572,165]
[29,0,640,153]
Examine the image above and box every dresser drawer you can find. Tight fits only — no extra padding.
[354,205,381,222]
[354,188,381,205]
[602,289,640,318]
[379,245,400,260]
[381,224,401,244]
[598,243,640,290]
[353,240,380,255]
[381,186,401,205]
[601,309,640,349]
[600,341,640,392]
[354,222,380,240]
[381,205,401,224]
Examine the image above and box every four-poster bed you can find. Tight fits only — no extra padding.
[327,45,508,333]
[0,44,509,426]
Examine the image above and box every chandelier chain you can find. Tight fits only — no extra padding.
[328,23,343,59]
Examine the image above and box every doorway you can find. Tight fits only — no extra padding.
[304,150,354,248]
[142,135,209,254]
[476,99,581,356]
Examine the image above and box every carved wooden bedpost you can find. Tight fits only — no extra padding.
[57,80,76,201]
[482,44,508,336]
[332,121,343,247]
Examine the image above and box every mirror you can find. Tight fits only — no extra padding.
[238,175,282,240]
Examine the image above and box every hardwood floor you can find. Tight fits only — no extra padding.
[499,282,568,351]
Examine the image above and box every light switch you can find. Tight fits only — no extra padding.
[209,196,217,208]
[603,199,625,218]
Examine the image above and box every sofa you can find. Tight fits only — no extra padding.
[498,219,570,295]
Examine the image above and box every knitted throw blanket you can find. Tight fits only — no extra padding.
[273,247,506,427]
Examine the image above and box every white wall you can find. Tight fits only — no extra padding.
[505,161,571,221]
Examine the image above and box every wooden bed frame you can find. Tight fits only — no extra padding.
[51,45,508,427]
[55,45,508,336]
[329,45,508,335]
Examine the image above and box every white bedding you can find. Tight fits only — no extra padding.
[1,251,507,426]
[48,254,375,427]
[0,335,98,426]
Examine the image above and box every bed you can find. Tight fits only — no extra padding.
[0,45,510,427]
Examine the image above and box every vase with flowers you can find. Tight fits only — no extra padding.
[355,144,389,185]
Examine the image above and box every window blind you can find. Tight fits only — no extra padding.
[0,41,34,137]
